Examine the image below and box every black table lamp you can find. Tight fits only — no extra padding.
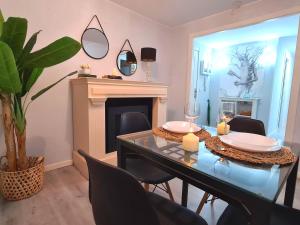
[141,47,157,81]
[141,47,156,62]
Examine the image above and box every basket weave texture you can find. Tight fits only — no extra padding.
[205,136,296,166]
[0,157,44,201]
[153,127,211,142]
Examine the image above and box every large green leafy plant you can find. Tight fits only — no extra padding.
[0,10,81,171]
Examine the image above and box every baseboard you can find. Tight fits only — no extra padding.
[45,160,73,172]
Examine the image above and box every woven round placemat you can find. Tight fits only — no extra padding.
[153,127,211,142]
[205,136,297,166]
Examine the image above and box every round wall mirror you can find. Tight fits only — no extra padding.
[81,28,109,59]
[116,50,137,76]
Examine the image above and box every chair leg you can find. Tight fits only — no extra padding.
[165,182,174,202]
[211,196,217,204]
[144,183,150,191]
[196,192,210,214]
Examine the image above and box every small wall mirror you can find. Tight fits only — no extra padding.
[116,39,137,76]
[117,50,137,76]
[81,15,109,59]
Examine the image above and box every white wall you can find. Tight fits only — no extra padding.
[268,36,297,137]
[168,0,300,143]
[0,0,173,167]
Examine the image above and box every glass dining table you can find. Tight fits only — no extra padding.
[117,127,299,225]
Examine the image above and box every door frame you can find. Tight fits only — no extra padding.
[185,7,300,143]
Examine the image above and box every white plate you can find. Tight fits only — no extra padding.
[220,132,281,152]
[162,121,201,133]
[225,132,278,147]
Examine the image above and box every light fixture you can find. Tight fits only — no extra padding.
[141,47,157,81]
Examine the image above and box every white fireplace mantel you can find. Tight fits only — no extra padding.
[71,78,168,177]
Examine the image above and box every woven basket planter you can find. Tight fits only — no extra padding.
[0,156,44,201]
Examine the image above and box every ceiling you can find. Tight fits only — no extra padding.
[109,0,257,27]
[194,14,300,48]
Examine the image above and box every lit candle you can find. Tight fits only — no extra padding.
[217,121,230,135]
[182,133,199,152]
[112,68,118,76]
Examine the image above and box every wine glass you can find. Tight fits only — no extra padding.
[218,110,233,124]
[217,110,225,124]
[184,101,200,131]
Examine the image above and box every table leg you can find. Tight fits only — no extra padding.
[284,157,299,207]
[181,181,188,207]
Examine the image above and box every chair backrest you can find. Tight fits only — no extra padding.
[228,116,266,136]
[78,150,160,225]
[217,204,300,225]
[119,112,151,135]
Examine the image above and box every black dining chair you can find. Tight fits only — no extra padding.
[78,149,208,225]
[217,203,300,225]
[119,112,175,200]
[196,117,266,214]
[227,116,266,136]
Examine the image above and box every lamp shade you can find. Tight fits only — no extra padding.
[141,47,156,62]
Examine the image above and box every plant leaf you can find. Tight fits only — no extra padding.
[0,10,4,37]
[17,30,41,67]
[23,37,81,68]
[18,68,31,96]
[1,17,27,59]
[25,67,44,93]
[0,41,21,93]
[31,71,77,101]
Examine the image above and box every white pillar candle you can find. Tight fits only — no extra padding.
[217,122,230,135]
[182,132,199,152]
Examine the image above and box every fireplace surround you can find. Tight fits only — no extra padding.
[71,78,168,178]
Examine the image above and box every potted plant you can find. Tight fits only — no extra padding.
[0,10,81,200]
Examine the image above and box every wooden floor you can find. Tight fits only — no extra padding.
[0,166,299,225]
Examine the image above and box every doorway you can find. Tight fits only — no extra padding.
[190,14,299,141]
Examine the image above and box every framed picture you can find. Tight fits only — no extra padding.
[200,60,212,76]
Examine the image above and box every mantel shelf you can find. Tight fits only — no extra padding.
[71,78,167,88]
[71,78,168,99]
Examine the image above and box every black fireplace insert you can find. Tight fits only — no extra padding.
[105,98,152,153]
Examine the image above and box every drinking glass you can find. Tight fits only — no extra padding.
[218,110,233,124]
[184,101,200,131]
[217,110,225,124]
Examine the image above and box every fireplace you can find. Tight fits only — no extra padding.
[71,78,167,178]
[105,98,153,153]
